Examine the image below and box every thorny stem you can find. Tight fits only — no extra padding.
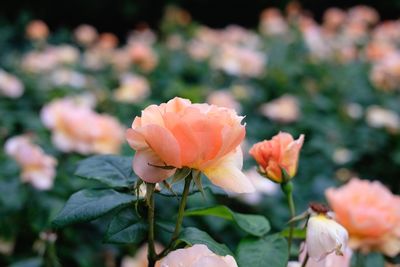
[156,174,193,260]
[146,183,157,267]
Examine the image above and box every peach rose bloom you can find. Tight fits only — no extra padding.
[249,132,304,183]
[121,243,163,267]
[126,97,254,193]
[326,178,400,256]
[74,24,98,46]
[26,20,49,40]
[5,135,57,190]
[322,8,346,31]
[41,98,125,154]
[160,244,237,267]
[259,8,288,35]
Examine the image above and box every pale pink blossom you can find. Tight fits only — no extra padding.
[0,69,24,98]
[74,24,98,46]
[113,74,150,103]
[5,135,57,190]
[160,244,237,267]
[260,95,299,123]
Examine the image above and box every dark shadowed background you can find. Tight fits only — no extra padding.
[1,0,400,37]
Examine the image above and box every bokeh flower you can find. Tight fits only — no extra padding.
[326,178,400,256]
[41,98,125,154]
[74,24,98,46]
[26,20,49,40]
[160,244,237,267]
[260,95,299,123]
[113,74,150,103]
[249,132,304,183]
[126,97,254,193]
[0,69,24,98]
[5,135,57,190]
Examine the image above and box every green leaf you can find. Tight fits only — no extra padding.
[52,189,135,228]
[185,205,270,237]
[105,208,147,244]
[158,175,226,197]
[179,227,233,256]
[75,155,136,188]
[280,228,306,239]
[236,234,288,267]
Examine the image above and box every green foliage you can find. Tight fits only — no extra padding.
[75,155,137,188]
[236,235,289,267]
[104,208,147,244]
[185,205,270,236]
[53,189,136,228]
[178,227,233,256]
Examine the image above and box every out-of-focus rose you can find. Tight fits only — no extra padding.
[21,49,58,73]
[235,167,279,205]
[160,244,237,267]
[207,90,241,113]
[5,135,57,190]
[370,53,400,91]
[259,8,288,35]
[300,17,332,60]
[260,94,299,123]
[0,69,24,98]
[74,24,98,46]
[98,33,119,50]
[121,243,163,267]
[332,148,352,165]
[212,44,266,77]
[348,5,379,26]
[326,178,400,256]
[26,20,49,40]
[49,68,87,88]
[187,40,212,61]
[126,97,254,193]
[128,42,158,72]
[54,45,80,65]
[41,98,125,154]
[113,74,150,103]
[322,8,346,32]
[365,105,400,132]
[249,132,304,183]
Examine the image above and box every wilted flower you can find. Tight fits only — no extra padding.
[260,94,299,123]
[326,178,400,256]
[26,20,49,40]
[121,243,163,267]
[249,132,304,183]
[0,69,24,98]
[113,74,150,103]
[74,24,98,46]
[126,97,254,193]
[207,90,241,113]
[366,105,400,132]
[160,244,237,267]
[306,204,349,261]
[288,245,352,267]
[5,135,57,190]
[41,98,125,154]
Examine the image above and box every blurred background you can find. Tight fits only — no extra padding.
[1,0,400,266]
